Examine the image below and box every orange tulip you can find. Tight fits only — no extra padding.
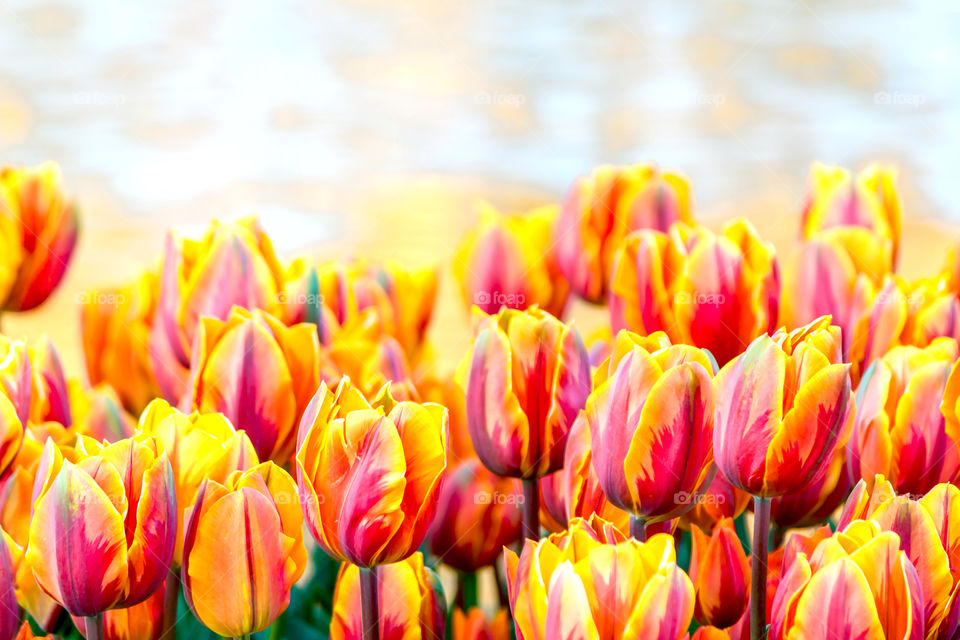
[554,164,694,302]
[0,163,80,311]
[800,163,902,263]
[25,435,175,616]
[185,306,320,463]
[181,463,306,637]
[451,608,512,640]
[609,219,780,366]
[79,269,161,413]
[504,516,694,640]
[149,217,288,401]
[428,457,522,572]
[690,518,750,629]
[330,553,446,640]
[848,339,960,495]
[713,317,853,497]
[770,520,923,640]
[587,330,716,534]
[454,203,569,317]
[72,580,166,640]
[137,399,258,566]
[296,378,448,567]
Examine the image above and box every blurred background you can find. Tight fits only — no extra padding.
[1,0,958,371]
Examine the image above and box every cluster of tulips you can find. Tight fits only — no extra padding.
[1,158,960,640]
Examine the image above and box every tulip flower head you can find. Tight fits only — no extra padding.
[690,518,750,629]
[713,316,853,497]
[25,435,176,616]
[451,608,512,640]
[554,163,694,302]
[454,203,569,317]
[181,462,306,637]
[296,378,448,567]
[465,307,590,479]
[330,553,446,640]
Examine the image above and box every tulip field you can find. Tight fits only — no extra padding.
[1,159,959,640]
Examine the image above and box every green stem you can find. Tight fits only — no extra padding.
[162,567,180,640]
[360,566,381,640]
[751,497,771,640]
[521,478,540,541]
[84,614,104,640]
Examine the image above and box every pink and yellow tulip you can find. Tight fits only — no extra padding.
[0,163,79,312]
[609,219,780,366]
[454,203,569,317]
[181,463,306,637]
[690,518,750,629]
[296,378,448,567]
[554,163,694,302]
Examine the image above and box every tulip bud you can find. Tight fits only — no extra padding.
[714,317,853,497]
[181,463,306,637]
[137,399,258,566]
[27,338,70,428]
[587,330,716,525]
[554,164,694,302]
[610,220,780,366]
[451,608,511,640]
[504,517,694,640]
[330,553,445,640]
[0,162,79,311]
[185,306,320,463]
[690,519,750,628]
[428,457,522,572]
[25,435,176,616]
[296,378,448,567]
[454,203,569,317]
[466,307,590,479]
[149,217,287,401]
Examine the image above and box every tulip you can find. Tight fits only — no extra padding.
[692,627,732,640]
[0,532,19,640]
[181,463,306,638]
[609,219,780,366]
[0,162,80,312]
[683,472,751,534]
[713,317,853,640]
[428,457,522,572]
[451,608,512,640]
[79,269,161,413]
[72,580,165,640]
[0,336,30,427]
[554,163,694,302]
[330,553,446,640]
[27,337,70,428]
[770,520,923,640]
[25,435,176,640]
[0,394,23,484]
[184,306,320,463]
[690,518,750,629]
[800,163,902,264]
[415,370,473,464]
[296,378,448,567]
[454,203,569,317]
[465,307,590,540]
[504,516,694,640]
[779,226,891,347]
[587,330,716,539]
[325,330,413,400]
[769,445,851,534]
[68,383,136,442]
[848,339,960,495]
[149,217,288,401]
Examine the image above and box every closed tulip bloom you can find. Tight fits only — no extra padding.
[466,307,590,479]
[770,520,923,640]
[137,399,258,566]
[714,317,853,497]
[296,378,448,567]
[0,336,31,428]
[330,553,445,640]
[72,580,165,640]
[185,306,320,463]
[0,163,80,312]
[149,217,288,402]
[25,435,176,616]
[609,219,780,366]
[690,518,750,629]
[504,517,694,640]
[181,463,306,637]
[428,457,522,572]
[800,163,902,263]
[692,627,732,640]
[847,339,960,495]
[352,261,438,357]
[80,269,161,413]
[454,203,569,317]
[683,472,751,534]
[451,608,512,640]
[554,164,694,302]
[770,445,852,530]
[27,338,70,428]
[587,330,716,528]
